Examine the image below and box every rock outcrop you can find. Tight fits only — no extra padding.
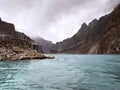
[51,4,120,54]
[97,4,120,54]
[0,18,31,48]
[0,45,45,61]
[0,19,54,60]
[0,44,54,61]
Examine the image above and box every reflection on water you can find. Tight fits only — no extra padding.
[0,55,120,90]
[0,61,31,90]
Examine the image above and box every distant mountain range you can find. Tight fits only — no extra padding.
[1,4,119,54]
[50,4,120,54]
[32,37,54,53]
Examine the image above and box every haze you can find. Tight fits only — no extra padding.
[0,0,119,43]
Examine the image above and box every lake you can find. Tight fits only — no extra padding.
[0,54,120,90]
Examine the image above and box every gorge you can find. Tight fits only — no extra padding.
[50,4,120,54]
[0,4,120,56]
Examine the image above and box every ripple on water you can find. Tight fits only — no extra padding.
[0,55,120,90]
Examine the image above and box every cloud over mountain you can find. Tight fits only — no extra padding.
[0,0,119,43]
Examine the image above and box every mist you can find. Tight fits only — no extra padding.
[0,0,119,43]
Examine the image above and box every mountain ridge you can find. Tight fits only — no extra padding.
[50,4,120,54]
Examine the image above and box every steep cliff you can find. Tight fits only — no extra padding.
[0,18,15,35]
[51,4,120,54]
[97,4,120,54]
[0,18,31,46]
[0,19,50,60]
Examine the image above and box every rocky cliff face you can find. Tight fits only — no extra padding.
[0,18,15,35]
[0,19,50,60]
[97,4,120,54]
[51,4,120,54]
[0,18,31,47]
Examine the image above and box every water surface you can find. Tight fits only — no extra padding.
[0,54,120,90]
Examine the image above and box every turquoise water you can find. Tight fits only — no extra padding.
[0,55,120,90]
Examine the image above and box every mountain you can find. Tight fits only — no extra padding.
[0,18,31,45]
[0,18,51,60]
[97,4,120,54]
[32,37,54,53]
[50,4,120,54]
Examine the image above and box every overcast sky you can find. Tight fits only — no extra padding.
[0,0,120,43]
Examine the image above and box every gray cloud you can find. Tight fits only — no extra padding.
[0,0,120,43]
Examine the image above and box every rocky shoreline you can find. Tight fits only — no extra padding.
[0,45,54,61]
[0,18,55,61]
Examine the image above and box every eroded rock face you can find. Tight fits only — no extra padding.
[51,15,110,54]
[51,4,120,54]
[0,19,15,35]
[0,19,54,60]
[97,4,120,54]
[0,42,54,60]
[0,46,44,60]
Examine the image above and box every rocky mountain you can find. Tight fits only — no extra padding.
[97,4,120,54]
[51,4,120,54]
[0,18,31,45]
[0,18,53,60]
[32,37,54,53]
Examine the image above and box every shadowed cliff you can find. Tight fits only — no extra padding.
[0,19,51,60]
[97,4,120,54]
[51,4,120,54]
